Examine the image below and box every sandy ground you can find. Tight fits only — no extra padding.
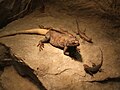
[0,3,120,90]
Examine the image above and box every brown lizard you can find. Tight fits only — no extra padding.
[83,48,103,76]
[0,25,80,56]
[75,19,93,43]
[37,25,80,56]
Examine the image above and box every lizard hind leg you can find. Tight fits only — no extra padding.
[37,41,44,51]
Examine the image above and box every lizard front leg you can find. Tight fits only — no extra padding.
[63,46,69,56]
[37,33,50,51]
[37,37,50,51]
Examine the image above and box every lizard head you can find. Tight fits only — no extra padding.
[67,37,80,47]
[83,64,89,69]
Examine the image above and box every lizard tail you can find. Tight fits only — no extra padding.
[0,28,48,38]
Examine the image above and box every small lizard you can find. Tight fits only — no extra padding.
[83,48,103,76]
[0,25,80,56]
[75,19,93,43]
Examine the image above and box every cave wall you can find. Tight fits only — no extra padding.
[0,0,44,28]
[0,0,120,28]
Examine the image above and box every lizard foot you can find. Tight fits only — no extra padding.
[64,51,69,56]
[37,42,44,51]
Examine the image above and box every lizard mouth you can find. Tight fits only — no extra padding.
[67,40,80,47]
[69,43,80,46]
[74,41,80,46]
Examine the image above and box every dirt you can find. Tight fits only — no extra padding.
[0,1,120,90]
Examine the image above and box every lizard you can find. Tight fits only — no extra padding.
[83,48,103,76]
[37,25,80,55]
[0,25,80,56]
[75,19,93,43]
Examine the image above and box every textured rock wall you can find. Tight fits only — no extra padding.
[0,0,44,28]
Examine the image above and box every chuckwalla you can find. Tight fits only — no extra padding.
[37,26,80,55]
[0,25,80,56]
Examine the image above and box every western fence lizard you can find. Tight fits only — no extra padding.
[83,48,103,76]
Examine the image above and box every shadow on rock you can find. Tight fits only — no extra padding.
[67,47,82,62]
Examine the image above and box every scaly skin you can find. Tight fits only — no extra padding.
[0,20,92,56]
[0,25,80,55]
[75,19,93,43]
[37,26,80,56]
[83,48,103,76]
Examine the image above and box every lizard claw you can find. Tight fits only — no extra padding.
[64,51,69,56]
[37,42,44,51]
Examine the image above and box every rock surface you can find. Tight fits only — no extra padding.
[0,1,120,90]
